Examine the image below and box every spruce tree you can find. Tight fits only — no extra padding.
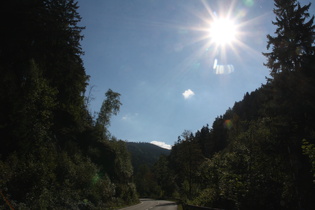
[263,0,315,77]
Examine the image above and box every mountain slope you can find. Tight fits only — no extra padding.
[126,142,170,172]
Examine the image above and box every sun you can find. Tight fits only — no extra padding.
[168,0,265,75]
[209,18,237,46]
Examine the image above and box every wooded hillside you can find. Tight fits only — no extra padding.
[0,1,138,209]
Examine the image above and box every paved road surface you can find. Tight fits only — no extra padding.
[120,198,177,210]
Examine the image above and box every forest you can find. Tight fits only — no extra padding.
[1,0,315,209]
[0,0,137,209]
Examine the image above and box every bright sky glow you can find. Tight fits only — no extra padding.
[77,0,315,147]
[209,18,237,46]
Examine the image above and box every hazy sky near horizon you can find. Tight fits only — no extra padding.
[77,0,314,149]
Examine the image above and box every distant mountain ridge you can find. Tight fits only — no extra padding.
[125,142,170,172]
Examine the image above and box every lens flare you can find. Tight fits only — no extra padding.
[213,58,218,69]
[243,0,254,7]
[236,9,247,18]
[214,64,235,75]
[213,58,234,74]
[224,119,233,129]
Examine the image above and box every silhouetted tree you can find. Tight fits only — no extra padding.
[96,89,122,138]
[263,0,315,77]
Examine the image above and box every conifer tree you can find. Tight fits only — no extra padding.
[263,0,315,77]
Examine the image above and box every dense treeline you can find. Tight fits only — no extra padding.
[0,0,137,209]
[150,0,315,209]
[125,142,170,198]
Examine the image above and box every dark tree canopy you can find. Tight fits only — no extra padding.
[0,1,138,208]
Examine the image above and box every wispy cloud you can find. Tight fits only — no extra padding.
[150,141,172,150]
[182,89,195,99]
[122,113,139,121]
[122,115,130,121]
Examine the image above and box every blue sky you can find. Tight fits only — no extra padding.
[77,0,314,149]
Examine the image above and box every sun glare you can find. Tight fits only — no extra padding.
[210,18,237,46]
[168,0,265,75]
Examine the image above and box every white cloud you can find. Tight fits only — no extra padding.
[150,141,172,150]
[182,89,195,99]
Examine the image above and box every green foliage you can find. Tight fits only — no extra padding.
[22,60,58,140]
[126,142,171,198]
[109,139,138,205]
[134,165,160,198]
[302,139,315,179]
[152,155,176,198]
[96,89,122,135]
[0,0,138,209]
[194,119,296,208]
[0,142,122,209]
[171,131,204,200]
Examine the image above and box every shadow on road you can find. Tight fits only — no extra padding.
[156,202,177,207]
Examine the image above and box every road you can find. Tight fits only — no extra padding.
[120,198,177,210]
